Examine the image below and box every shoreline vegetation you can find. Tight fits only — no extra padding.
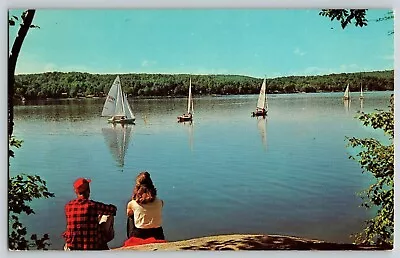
[114,234,389,251]
[14,70,394,101]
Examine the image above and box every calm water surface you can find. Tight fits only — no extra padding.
[11,91,392,249]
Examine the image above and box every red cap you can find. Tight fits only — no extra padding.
[73,178,91,193]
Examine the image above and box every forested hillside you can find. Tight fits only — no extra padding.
[14,70,394,100]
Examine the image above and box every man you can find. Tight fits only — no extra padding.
[62,178,117,250]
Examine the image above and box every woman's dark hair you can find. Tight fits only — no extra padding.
[133,171,157,204]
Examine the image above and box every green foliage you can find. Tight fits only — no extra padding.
[13,70,394,100]
[319,9,393,35]
[9,137,55,250]
[375,10,394,22]
[9,11,40,28]
[8,173,55,250]
[9,174,55,215]
[9,136,23,159]
[9,215,51,250]
[319,9,368,29]
[9,15,18,26]
[9,10,54,250]
[375,11,394,35]
[346,95,394,247]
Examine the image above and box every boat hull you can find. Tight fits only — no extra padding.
[252,110,267,117]
[108,118,136,124]
[177,115,192,122]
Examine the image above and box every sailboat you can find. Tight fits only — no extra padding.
[102,124,133,167]
[101,76,135,124]
[343,83,350,101]
[177,78,194,122]
[252,78,268,117]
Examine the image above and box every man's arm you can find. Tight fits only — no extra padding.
[93,201,117,216]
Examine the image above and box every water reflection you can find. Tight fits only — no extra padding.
[188,121,194,151]
[101,124,133,167]
[256,117,267,151]
[343,99,351,113]
[179,120,194,150]
[360,99,364,112]
[12,92,394,248]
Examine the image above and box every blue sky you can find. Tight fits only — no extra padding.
[9,9,394,78]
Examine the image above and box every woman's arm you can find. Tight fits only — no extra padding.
[127,208,134,217]
[126,200,134,216]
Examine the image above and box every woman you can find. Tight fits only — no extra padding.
[126,171,165,240]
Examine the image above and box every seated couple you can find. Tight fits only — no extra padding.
[62,171,164,251]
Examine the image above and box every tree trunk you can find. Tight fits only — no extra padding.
[8,9,36,138]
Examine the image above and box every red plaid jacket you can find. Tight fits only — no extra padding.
[62,197,117,250]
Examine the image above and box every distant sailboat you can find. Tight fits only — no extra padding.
[102,125,132,167]
[252,78,268,117]
[177,78,194,122]
[101,76,135,124]
[343,83,350,101]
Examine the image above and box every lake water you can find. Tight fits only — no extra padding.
[10,91,393,250]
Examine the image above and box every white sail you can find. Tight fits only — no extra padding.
[123,94,135,120]
[114,83,125,116]
[344,84,350,99]
[101,76,136,122]
[257,78,267,110]
[187,78,193,114]
[101,76,121,117]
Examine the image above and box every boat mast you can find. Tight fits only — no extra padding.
[118,79,126,116]
[264,77,268,111]
[187,78,192,114]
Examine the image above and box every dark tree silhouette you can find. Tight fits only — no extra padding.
[9,9,36,138]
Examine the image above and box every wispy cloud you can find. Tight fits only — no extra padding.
[381,54,394,60]
[141,60,157,67]
[16,61,93,74]
[269,72,284,78]
[294,47,306,56]
[288,63,385,77]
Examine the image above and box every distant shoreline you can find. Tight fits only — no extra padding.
[14,89,394,104]
[14,70,394,101]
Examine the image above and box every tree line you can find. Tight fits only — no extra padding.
[14,70,394,100]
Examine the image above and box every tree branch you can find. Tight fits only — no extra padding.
[8,9,36,139]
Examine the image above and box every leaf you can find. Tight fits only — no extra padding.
[346,96,394,246]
